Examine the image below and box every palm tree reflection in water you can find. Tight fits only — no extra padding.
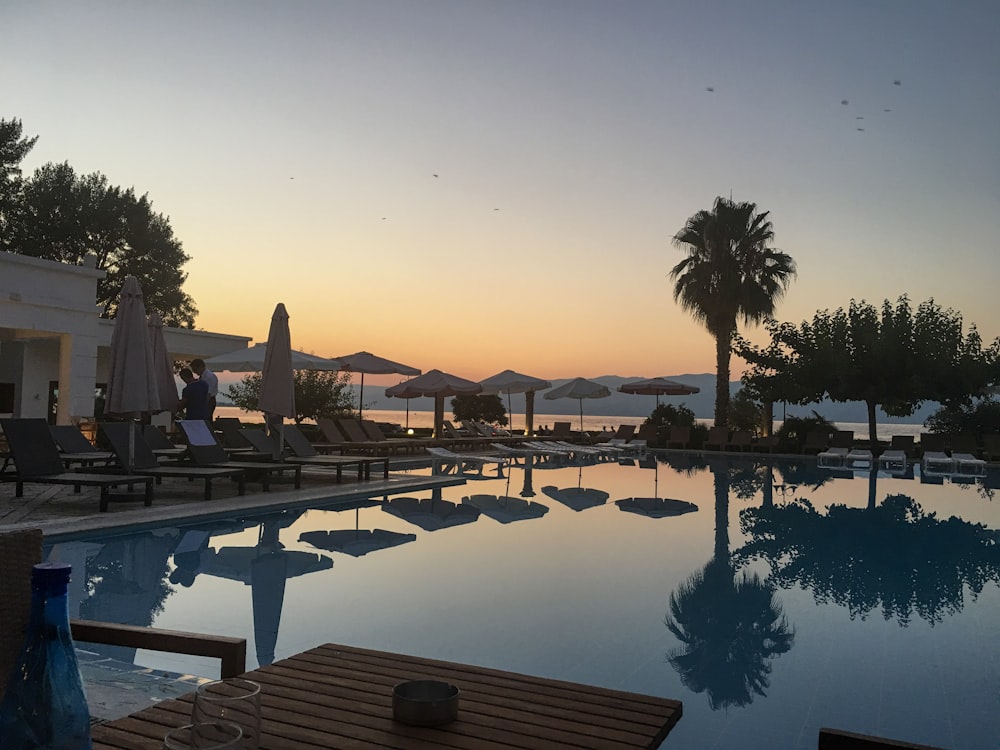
[664,460,794,710]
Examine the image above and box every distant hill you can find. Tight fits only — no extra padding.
[352,373,939,425]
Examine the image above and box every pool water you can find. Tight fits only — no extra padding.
[46,454,1000,749]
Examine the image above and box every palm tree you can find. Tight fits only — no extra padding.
[671,197,796,426]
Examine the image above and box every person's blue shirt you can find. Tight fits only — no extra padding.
[181,379,210,420]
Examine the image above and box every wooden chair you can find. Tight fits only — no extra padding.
[665,426,690,449]
[0,528,246,704]
[726,430,753,452]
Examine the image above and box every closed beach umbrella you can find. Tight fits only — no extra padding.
[334,351,420,420]
[258,303,296,423]
[543,377,611,433]
[385,369,481,438]
[106,276,160,416]
[479,370,551,436]
[619,377,699,407]
[147,312,177,415]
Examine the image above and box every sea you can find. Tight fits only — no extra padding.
[212,406,924,442]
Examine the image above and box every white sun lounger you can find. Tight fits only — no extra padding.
[952,452,986,476]
[921,451,955,475]
[878,449,908,473]
[817,447,849,467]
[425,447,507,475]
[845,449,874,469]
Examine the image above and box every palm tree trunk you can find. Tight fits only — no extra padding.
[714,333,731,427]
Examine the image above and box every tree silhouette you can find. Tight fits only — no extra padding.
[736,493,1000,626]
[665,460,794,709]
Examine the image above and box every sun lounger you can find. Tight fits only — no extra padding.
[726,430,753,452]
[983,434,1000,462]
[921,450,955,475]
[802,431,831,454]
[100,422,246,501]
[337,418,420,456]
[952,452,986,476]
[488,442,564,464]
[214,417,254,450]
[425,446,507,475]
[49,424,115,467]
[242,426,386,480]
[878,449,908,474]
[142,424,188,459]
[176,420,302,490]
[752,435,779,453]
[817,446,849,467]
[666,426,691,449]
[0,418,153,512]
[845,448,874,469]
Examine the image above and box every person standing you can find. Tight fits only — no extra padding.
[178,367,210,421]
[190,358,218,422]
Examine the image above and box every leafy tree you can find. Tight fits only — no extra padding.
[451,394,507,426]
[226,370,354,424]
[737,296,1000,443]
[0,117,38,245]
[670,197,796,427]
[774,412,835,454]
[925,397,1000,439]
[7,161,197,325]
[728,388,763,435]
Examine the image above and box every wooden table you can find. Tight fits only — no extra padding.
[91,642,682,749]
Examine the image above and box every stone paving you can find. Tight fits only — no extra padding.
[1,457,464,721]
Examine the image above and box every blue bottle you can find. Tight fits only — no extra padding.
[0,562,92,749]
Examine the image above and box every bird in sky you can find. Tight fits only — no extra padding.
[857,127,865,132]
[706,86,714,92]
[432,174,438,178]
[841,99,849,105]
[893,80,901,86]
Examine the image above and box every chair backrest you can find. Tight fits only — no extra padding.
[143,424,178,450]
[919,432,947,452]
[667,425,689,443]
[282,424,319,458]
[338,418,371,443]
[0,418,67,476]
[818,727,944,749]
[215,417,251,449]
[614,424,636,441]
[0,528,43,704]
[176,420,229,464]
[830,430,854,449]
[49,424,98,453]
[99,422,160,470]
[803,431,830,451]
[317,417,347,444]
[360,420,387,441]
[241,429,281,458]
[705,426,728,444]
[888,434,915,453]
[950,433,979,454]
[552,422,573,437]
[635,423,658,443]
[729,430,752,447]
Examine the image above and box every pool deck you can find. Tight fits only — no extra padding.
[0,457,470,722]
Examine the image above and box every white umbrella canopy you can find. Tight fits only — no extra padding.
[543,377,611,433]
[385,369,482,438]
[258,304,295,421]
[334,351,421,420]
[479,370,552,435]
[106,276,161,416]
[619,377,699,407]
[203,343,341,373]
[147,311,177,415]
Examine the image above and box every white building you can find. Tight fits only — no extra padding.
[0,251,251,424]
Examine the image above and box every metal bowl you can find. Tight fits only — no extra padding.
[392,679,460,726]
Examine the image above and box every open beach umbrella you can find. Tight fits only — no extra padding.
[479,370,551,435]
[543,377,611,433]
[333,351,421,420]
[204,343,341,373]
[463,494,549,524]
[619,377,699,408]
[258,303,295,448]
[385,369,482,438]
[299,529,417,557]
[147,311,177,415]
[616,457,698,517]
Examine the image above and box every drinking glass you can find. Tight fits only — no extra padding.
[191,678,262,750]
[162,720,243,749]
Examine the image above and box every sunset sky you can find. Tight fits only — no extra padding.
[5,1,999,383]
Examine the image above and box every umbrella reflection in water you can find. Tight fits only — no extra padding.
[541,466,609,511]
[615,456,699,518]
[463,494,549,524]
[382,490,482,531]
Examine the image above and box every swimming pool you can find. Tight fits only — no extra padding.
[46,454,1000,749]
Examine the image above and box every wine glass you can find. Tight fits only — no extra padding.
[191,678,261,750]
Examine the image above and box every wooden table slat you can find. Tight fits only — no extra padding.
[91,642,681,750]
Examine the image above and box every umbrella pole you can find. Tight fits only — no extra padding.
[579,401,584,434]
[358,373,365,420]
